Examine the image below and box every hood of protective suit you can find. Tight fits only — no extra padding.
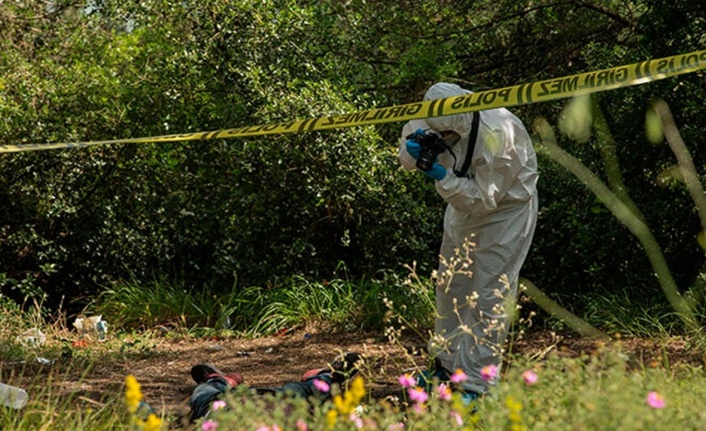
[423,83,475,137]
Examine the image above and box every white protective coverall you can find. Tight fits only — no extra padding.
[398,82,538,394]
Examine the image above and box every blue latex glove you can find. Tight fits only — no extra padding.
[406,140,421,159]
[424,163,447,180]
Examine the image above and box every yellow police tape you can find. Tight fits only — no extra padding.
[2,49,705,154]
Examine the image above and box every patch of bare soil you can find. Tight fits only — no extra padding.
[3,328,705,429]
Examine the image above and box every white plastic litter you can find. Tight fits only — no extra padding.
[0,382,28,409]
[15,328,46,348]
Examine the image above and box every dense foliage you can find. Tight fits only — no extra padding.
[1,0,704,324]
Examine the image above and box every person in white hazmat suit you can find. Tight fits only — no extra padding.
[398,82,538,399]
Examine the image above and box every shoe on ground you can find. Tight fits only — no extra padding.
[190,363,244,387]
[301,352,362,384]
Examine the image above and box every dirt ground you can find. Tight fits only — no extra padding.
[5,327,705,429]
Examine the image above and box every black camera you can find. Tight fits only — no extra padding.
[406,129,447,172]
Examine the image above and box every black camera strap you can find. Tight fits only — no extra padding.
[454,112,480,178]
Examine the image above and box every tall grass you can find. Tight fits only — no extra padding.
[89,277,248,331]
[1,397,127,431]
[581,292,685,337]
[0,371,128,431]
[89,270,436,337]
[89,269,705,343]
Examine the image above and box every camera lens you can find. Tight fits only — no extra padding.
[416,148,435,171]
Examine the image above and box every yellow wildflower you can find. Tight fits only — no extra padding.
[333,394,345,412]
[334,376,366,415]
[327,376,367,429]
[125,375,142,414]
[326,408,338,430]
[143,413,163,431]
[349,376,365,403]
[124,374,164,430]
[505,395,525,431]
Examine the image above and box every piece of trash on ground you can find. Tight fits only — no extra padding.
[15,328,46,348]
[73,315,108,341]
[0,382,29,409]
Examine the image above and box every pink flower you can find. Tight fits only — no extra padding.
[398,373,416,388]
[313,379,330,393]
[480,365,498,381]
[437,383,452,401]
[647,391,666,409]
[349,413,364,429]
[388,422,405,431]
[212,400,227,411]
[522,370,538,386]
[450,410,463,426]
[201,420,218,431]
[450,369,467,383]
[296,419,308,431]
[407,386,429,404]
